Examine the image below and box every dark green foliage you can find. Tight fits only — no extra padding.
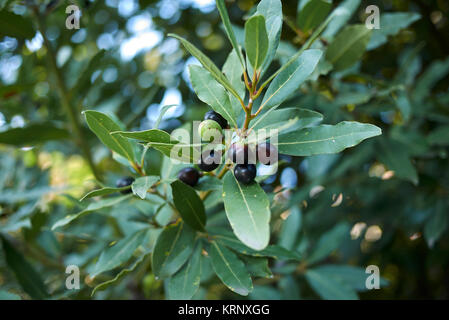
[0,0,448,301]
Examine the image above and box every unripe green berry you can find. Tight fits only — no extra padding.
[198,119,223,142]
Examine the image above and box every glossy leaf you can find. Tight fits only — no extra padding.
[132,176,159,199]
[276,121,381,157]
[92,252,151,295]
[166,242,202,300]
[242,256,272,278]
[84,110,135,163]
[52,194,132,230]
[261,49,322,110]
[326,24,372,71]
[256,0,282,74]
[209,240,253,296]
[305,269,358,300]
[211,229,301,260]
[297,0,332,32]
[154,104,178,129]
[91,229,149,277]
[222,50,245,99]
[189,65,238,128]
[252,107,323,132]
[216,0,245,67]
[113,129,198,163]
[223,172,270,251]
[322,0,361,39]
[171,180,206,231]
[195,176,223,192]
[168,33,241,100]
[80,186,130,201]
[245,15,269,71]
[152,221,196,278]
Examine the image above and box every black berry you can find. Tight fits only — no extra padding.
[116,176,135,194]
[228,143,256,165]
[234,164,257,185]
[257,142,278,165]
[177,167,200,186]
[204,110,228,129]
[198,149,221,172]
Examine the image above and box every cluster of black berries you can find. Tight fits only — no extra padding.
[177,111,278,186]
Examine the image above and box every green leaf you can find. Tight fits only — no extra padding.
[80,186,130,201]
[242,256,272,278]
[249,286,282,300]
[91,229,149,277]
[297,0,332,32]
[113,129,198,163]
[255,0,283,75]
[154,104,178,129]
[152,221,196,278]
[245,15,269,71]
[307,222,350,265]
[276,121,381,157]
[171,180,206,231]
[258,15,330,91]
[189,65,238,128]
[216,0,245,67]
[260,49,323,110]
[222,50,246,99]
[326,24,372,71]
[367,12,421,50]
[305,269,358,300]
[0,122,70,146]
[322,0,361,39]
[0,10,35,39]
[83,110,135,163]
[211,229,301,260]
[251,107,323,132]
[168,33,241,101]
[195,176,223,191]
[0,235,49,299]
[52,194,132,230]
[132,176,159,199]
[209,240,253,296]
[223,172,270,251]
[424,203,448,248]
[313,265,389,291]
[92,251,151,295]
[166,242,202,300]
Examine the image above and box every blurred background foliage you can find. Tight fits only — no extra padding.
[0,0,448,299]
